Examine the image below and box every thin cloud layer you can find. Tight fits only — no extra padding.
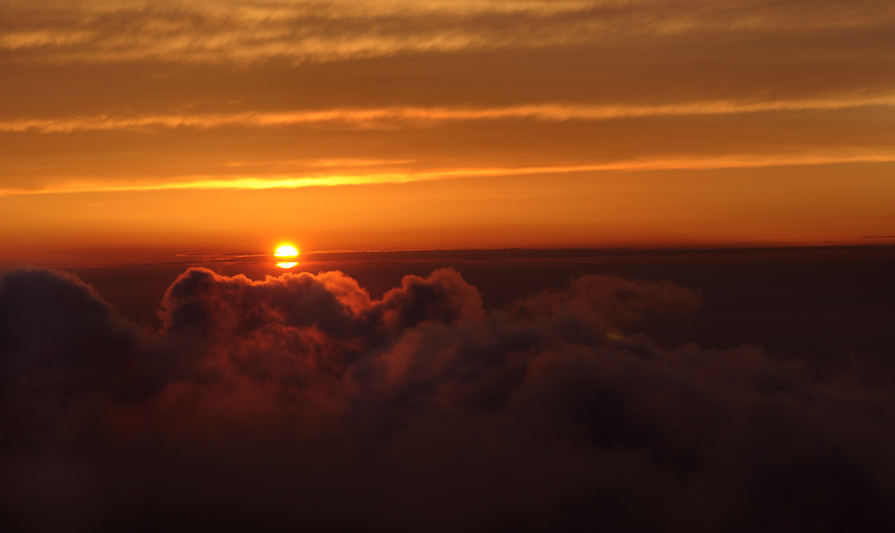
[4,95,895,134]
[2,0,894,64]
[2,267,894,531]
[5,150,895,196]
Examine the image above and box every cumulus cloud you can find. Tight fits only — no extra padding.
[0,268,166,402]
[1,266,894,531]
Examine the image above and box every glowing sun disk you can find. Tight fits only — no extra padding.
[275,245,299,257]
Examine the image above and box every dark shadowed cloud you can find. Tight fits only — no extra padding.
[2,266,893,531]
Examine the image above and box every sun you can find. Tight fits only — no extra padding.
[275,245,299,257]
[275,244,299,269]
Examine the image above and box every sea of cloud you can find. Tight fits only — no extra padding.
[1,266,893,531]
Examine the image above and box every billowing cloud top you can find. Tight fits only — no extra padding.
[1,267,893,530]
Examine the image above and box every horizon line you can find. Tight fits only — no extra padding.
[11,242,892,270]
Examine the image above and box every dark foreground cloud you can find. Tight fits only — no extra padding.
[1,267,894,532]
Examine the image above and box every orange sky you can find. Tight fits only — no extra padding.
[2,0,894,264]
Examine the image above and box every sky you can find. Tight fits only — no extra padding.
[1,0,894,263]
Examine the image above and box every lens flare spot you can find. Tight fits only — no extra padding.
[275,245,299,257]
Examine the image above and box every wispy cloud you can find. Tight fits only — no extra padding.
[2,0,893,64]
[3,94,894,133]
[3,151,893,196]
